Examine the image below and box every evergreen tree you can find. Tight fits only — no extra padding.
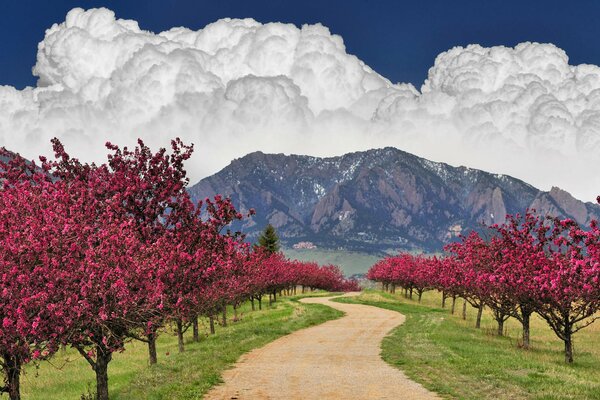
[257,224,280,253]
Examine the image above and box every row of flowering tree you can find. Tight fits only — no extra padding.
[367,211,600,363]
[0,140,359,400]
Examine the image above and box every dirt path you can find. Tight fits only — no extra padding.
[203,293,439,399]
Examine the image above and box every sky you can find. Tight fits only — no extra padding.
[2,0,599,90]
[0,1,599,201]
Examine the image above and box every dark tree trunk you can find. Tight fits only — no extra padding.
[8,369,20,400]
[251,297,255,311]
[497,319,505,336]
[522,312,531,349]
[3,354,21,400]
[192,316,199,342]
[209,315,215,334]
[451,296,456,314]
[273,291,277,303]
[222,305,227,327]
[147,332,158,365]
[441,292,446,308]
[95,347,111,400]
[176,319,185,352]
[233,304,238,321]
[475,304,484,329]
[564,327,574,363]
[462,299,467,320]
[409,288,413,299]
[258,295,262,310]
[418,291,423,303]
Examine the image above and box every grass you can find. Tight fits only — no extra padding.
[20,294,343,399]
[335,290,600,400]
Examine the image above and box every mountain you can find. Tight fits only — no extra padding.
[188,148,600,254]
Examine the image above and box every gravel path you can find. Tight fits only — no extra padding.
[204,293,439,399]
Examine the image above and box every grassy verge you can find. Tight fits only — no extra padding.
[335,290,600,400]
[21,295,343,400]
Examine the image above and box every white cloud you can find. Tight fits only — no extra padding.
[1,7,599,201]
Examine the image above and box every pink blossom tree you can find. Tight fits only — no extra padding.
[0,153,65,400]
[532,217,600,363]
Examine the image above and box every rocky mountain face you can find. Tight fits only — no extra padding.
[188,148,600,253]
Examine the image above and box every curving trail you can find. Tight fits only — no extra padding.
[203,293,439,399]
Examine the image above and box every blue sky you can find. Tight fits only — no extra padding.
[1,0,599,89]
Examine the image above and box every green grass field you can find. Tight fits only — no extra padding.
[20,294,343,400]
[282,248,381,276]
[336,290,600,400]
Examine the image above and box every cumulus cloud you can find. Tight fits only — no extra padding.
[0,7,598,200]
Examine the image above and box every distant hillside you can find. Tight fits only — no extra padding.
[188,147,600,253]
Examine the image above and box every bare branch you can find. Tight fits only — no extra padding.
[74,346,96,370]
[573,316,600,334]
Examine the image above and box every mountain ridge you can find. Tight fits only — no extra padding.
[188,147,600,254]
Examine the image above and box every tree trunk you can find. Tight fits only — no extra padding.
[8,369,20,400]
[176,319,185,352]
[273,291,277,303]
[209,315,215,334]
[441,292,446,308]
[94,348,111,400]
[451,296,456,314]
[497,318,504,336]
[475,304,484,329]
[418,291,423,303]
[3,354,21,400]
[233,304,238,321]
[147,332,158,365]
[192,316,199,342]
[221,305,227,327]
[251,297,255,311]
[462,299,467,320]
[564,329,574,363]
[409,288,413,300]
[522,312,531,349]
[258,295,262,310]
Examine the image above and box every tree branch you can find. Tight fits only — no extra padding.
[573,316,600,334]
[74,346,96,370]
[126,332,150,343]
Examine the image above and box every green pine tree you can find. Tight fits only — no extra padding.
[257,224,280,254]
